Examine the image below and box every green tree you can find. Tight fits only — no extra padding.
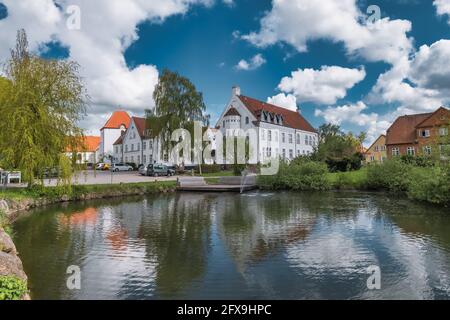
[0,29,87,185]
[146,69,209,164]
[312,124,365,172]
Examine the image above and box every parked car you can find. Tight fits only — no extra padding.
[126,163,138,171]
[146,164,175,177]
[95,163,105,170]
[110,163,134,172]
[138,164,147,176]
[41,167,60,178]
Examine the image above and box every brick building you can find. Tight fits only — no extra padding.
[385,107,449,158]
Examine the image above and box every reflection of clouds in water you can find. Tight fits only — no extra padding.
[286,232,375,277]
[365,225,450,299]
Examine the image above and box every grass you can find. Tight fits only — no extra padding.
[327,168,369,190]
[196,171,234,177]
[0,181,177,202]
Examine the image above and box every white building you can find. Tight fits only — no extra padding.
[216,86,318,163]
[113,117,166,166]
[99,110,131,162]
[66,136,101,164]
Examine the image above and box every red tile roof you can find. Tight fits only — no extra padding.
[238,95,317,132]
[386,113,432,145]
[67,136,100,152]
[224,107,241,117]
[113,134,124,146]
[132,117,147,138]
[415,106,449,128]
[102,111,131,130]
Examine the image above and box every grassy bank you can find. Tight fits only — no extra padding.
[258,159,450,206]
[0,181,177,220]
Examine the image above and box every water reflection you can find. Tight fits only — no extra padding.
[12,192,450,300]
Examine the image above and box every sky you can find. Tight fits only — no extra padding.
[0,0,450,145]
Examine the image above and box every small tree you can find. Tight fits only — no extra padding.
[0,29,87,185]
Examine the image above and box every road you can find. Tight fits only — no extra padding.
[43,170,178,187]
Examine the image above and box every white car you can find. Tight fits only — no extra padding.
[110,163,133,172]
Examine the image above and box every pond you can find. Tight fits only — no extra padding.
[12,191,450,300]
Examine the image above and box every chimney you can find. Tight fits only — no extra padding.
[232,86,241,97]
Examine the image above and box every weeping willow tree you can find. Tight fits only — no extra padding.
[0,29,87,186]
[146,69,210,165]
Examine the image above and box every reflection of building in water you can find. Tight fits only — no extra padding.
[137,192,214,297]
[58,207,98,226]
[213,194,316,272]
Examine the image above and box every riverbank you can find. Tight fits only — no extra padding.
[0,181,177,300]
[0,181,177,220]
[258,159,450,207]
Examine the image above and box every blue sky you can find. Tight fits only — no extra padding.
[0,0,449,144]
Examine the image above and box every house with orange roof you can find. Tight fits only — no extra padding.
[364,135,387,163]
[386,107,449,159]
[66,136,101,164]
[216,86,318,163]
[99,110,131,162]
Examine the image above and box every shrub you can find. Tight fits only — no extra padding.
[0,276,28,300]
[0,209,12,236]
[258,159,330,191]
[366,159,411,192]
[407,165,450,205]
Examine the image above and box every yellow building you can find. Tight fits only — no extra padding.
[365,135,387,163]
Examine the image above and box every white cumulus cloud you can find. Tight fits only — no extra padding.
[0,0,213,132]
[315,102,391,143]
[434,0,450,24]
[277,66,366,105]
[235,53,266,71]
[241,0,413,64]
[267,93,298,111]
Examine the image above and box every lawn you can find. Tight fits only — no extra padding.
[327,168,369,190]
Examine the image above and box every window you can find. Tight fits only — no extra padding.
[150,140,153,149]
[143,141,147,150]
[137,143,140,151]
[137,156,140,164]
[131,144,134,152]
[392,147,400,156]
[305,135,308,145]
[275,131,278,142]
[266,148,272,157]
[223,121,225,127]
[370,155,375,162]
[164,154,169,162]
[268,130,272,142]
[407,147,415,156]
[289,149,294,159]
[296,134,301,144]
[125,156,128,162]
[374,146,379,152]
[115,146,118,154]
[439,127,449,136]
[120,146,123,153]
[282,133,286,143]
[143,155,146,164]
[308,136,313,146]
[288,134,293,144]
[246,117,249,125]
[423,146,432,156]
[282,149,286,159]
[125,145,128,152]
[420,129,430,138]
